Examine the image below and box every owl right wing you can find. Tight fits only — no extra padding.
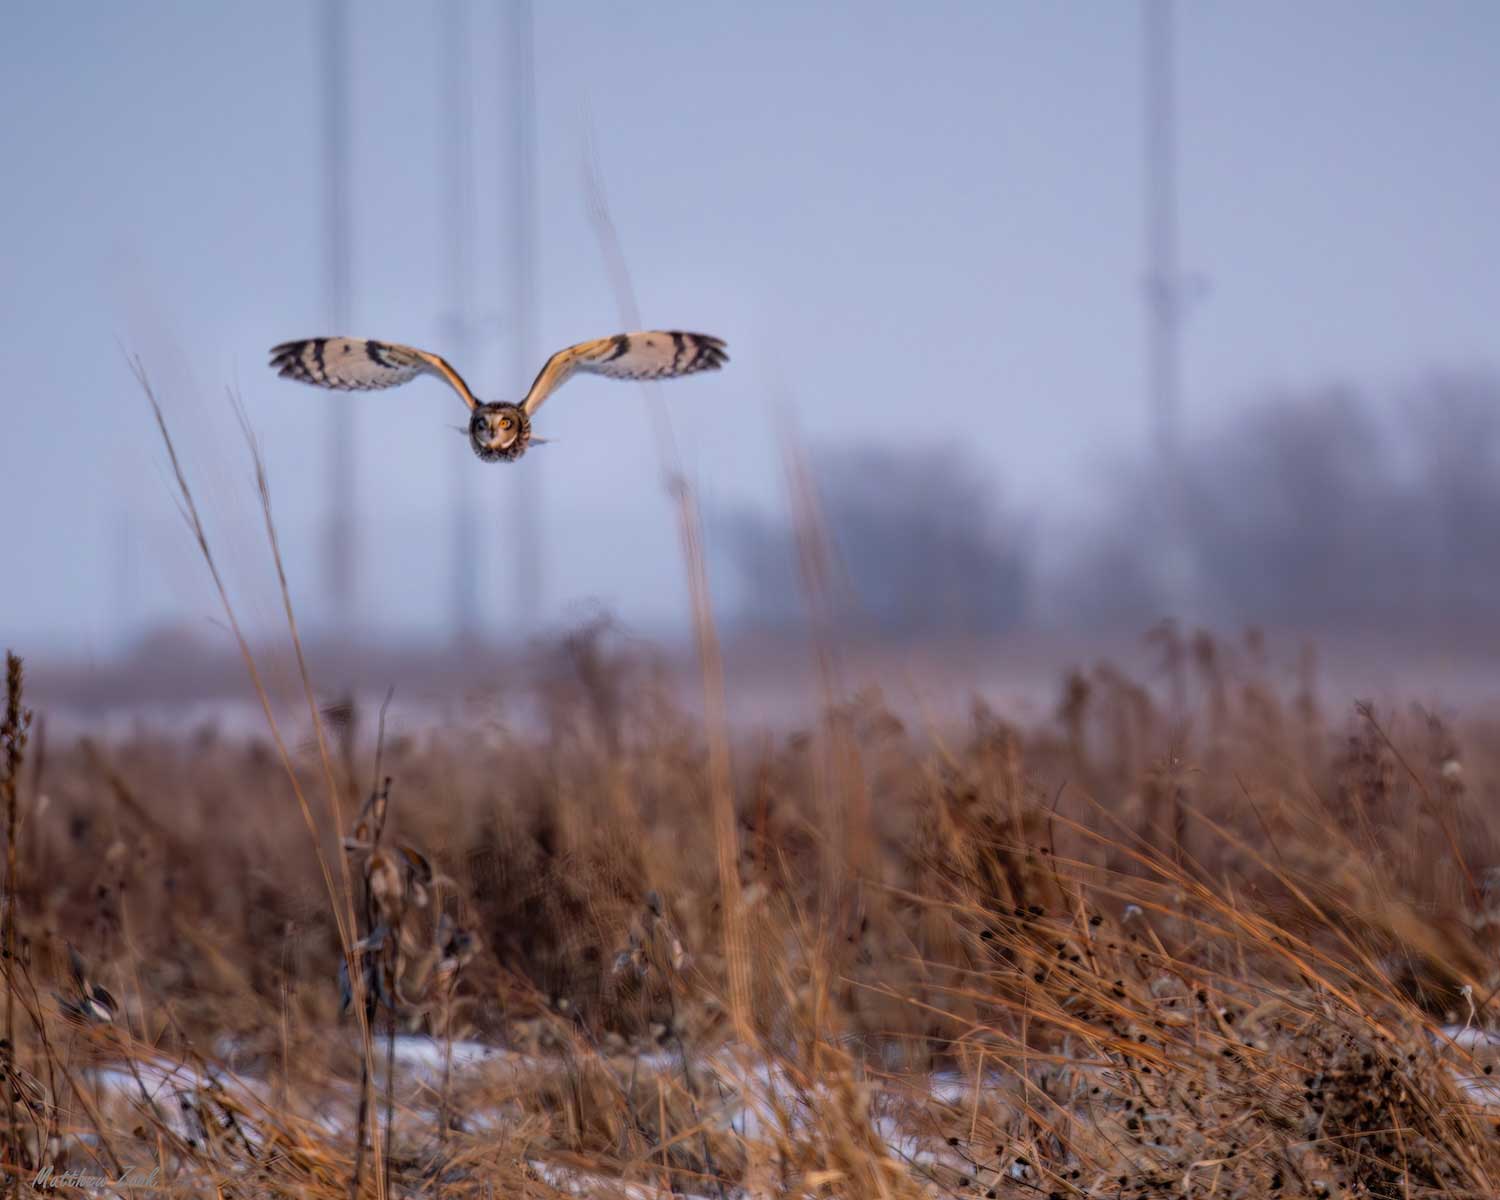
[521,331,728,415]
[268,338,480,411]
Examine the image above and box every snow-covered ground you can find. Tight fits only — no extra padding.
[72,1025,1500,1197]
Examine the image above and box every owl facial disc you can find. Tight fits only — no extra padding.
[468,403,530,463]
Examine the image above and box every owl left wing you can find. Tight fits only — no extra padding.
[521,331,728,416]
[268,337,480,411]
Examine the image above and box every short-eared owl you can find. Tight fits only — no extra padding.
[268,331,728,462]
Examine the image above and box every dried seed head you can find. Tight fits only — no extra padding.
[367,848,405,922]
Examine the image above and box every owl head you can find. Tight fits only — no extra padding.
[468,403,531,462]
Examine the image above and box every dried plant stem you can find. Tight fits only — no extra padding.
[664,987,726,1200]
[351,1035,374,1197]
[134,361,384,1198]
[382,1016,395,1200]
[134,363,351,953]
[437,983,455,1155]
[582,140,753,1044]
[1,652,32,1192]
[781,427,870,899]
[350,877,382,1200]
[228,391,388,1198]
[1357,700,1480,907]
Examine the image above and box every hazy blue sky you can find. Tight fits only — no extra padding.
[2,1,1497,653]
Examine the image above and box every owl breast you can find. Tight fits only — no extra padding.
[470,438,527,463]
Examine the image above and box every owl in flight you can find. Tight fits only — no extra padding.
[268,330,728,462]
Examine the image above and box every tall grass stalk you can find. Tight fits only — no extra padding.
[582,142,752,1055]
[135,362,386,1199]
[1,652,32,1192]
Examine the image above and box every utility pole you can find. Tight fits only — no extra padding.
[1143,0,1185,477]
[321,0,356,634]
[113,506,135,654]
[1143,0,1205,611]
[444,1,481,641]
[507,0,542,622]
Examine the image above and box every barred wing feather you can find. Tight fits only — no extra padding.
[522,331,727,415]
[267,338,479,410]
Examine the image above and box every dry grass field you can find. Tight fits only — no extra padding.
[6,612,1500,1198]
[5,363,1500,1199]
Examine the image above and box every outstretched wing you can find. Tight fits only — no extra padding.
[268,338,479,411]
[521,331,727,415]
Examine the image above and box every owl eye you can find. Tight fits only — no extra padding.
[500,418,513,430]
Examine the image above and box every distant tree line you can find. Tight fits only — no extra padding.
[724,371,1500,636]
[723,443,1030,636]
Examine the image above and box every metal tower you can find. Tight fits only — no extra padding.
[1143,0,1184,475]
[1143,0,1206,608]
[444,1,481,640]
[506,0,542,621]
[321,0,356,631]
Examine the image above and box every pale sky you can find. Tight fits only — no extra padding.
[2,1,1497,653]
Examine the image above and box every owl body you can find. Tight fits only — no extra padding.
[268,330,727,463]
